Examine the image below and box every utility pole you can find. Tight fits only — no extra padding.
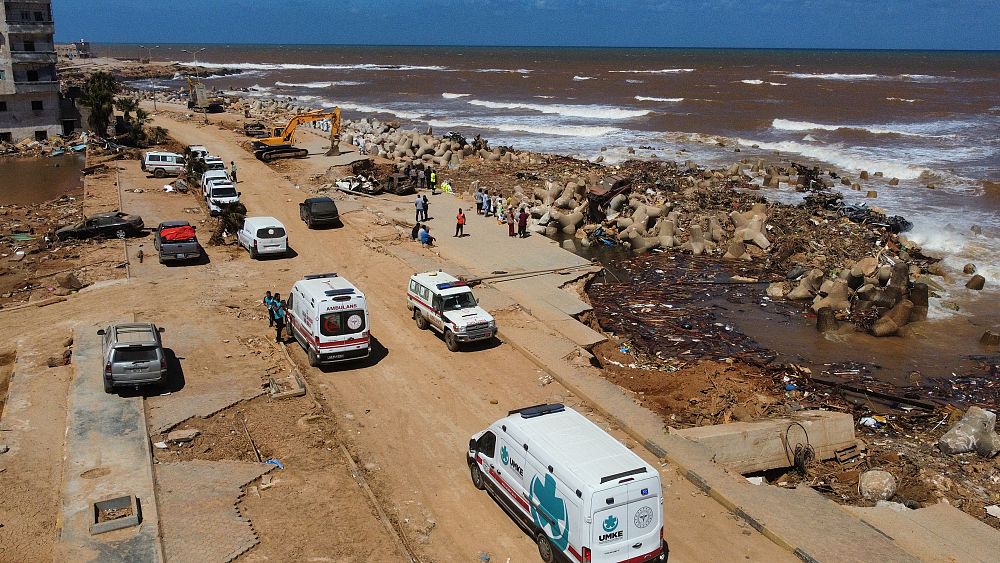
[181,48,208,124]
[140,45,160,111]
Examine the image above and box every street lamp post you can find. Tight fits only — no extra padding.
[181,48,208,124]
[139,45,161,111]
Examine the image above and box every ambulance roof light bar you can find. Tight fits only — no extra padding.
[508,403,565,419]
[305,272,338,280]
[436,281,468,290]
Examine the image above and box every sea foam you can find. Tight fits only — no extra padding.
[441,92,471,99]
[738,138,930,179]
[771,118,955,139]
[180,61,450,72]
[634,96,684,102]
[466,99,651,119]
[610,68,695,74]
[274,81,364,88]
[425,119,616,137]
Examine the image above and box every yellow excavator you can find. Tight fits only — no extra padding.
[251,108,341,162]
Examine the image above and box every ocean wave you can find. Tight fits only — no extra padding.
[740,79,786,86]
[474,68,533,74]
[321,101,425,120]
[610,68,695,74]
[778,71,955,82]
[534,95,555,99]
[274,80,364,88]
[634,96,684,102]
[424,119,616,137]
[772,118,956,139]
[466,99,651,119]
[177,61,450,72]
[625,79,644,84]
[738,138,930,179]
[441,92,470,99]
[573,75,595,81]
[886,97,918,103]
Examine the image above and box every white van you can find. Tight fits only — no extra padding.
[141,151,186,178]
[185,145,209,161]
[201,169,231,197]
[288,273,371,366]
[406,271,496,352]
[203,155,227,172]
[205,182,240,215]
[237,217,287,258]
[468,404,667,563]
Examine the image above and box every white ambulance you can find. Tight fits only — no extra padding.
[406,271,496,352]
[287,273,370,367]
[468,403,668,563]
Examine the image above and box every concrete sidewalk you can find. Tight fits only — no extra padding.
[56,327,162,562]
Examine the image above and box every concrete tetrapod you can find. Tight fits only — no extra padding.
[812,279,852,312]
[787,269,825,300]
[938,407,1000,457]
[872,299,913,337]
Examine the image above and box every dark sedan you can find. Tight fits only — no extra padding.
[56,212,145,241]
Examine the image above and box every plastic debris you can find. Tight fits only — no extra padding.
[264,458,284,470]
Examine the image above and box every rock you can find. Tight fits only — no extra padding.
[812,279,851,312]
[980,330,1000,346]
[938,407,1000,457]
[62,336,74,348]
[860,470,896,500]
[166,428,201,443]
[816,307,840,332]
[963,263,976,274]
[0,444,8,454]
[46,356,66,368]
[56,272,85,290]
[872,299,913,337]
[866,190,878,199]
[909,283,929,322]
[860,170,870,180]
[766,281,789,298]
[888,178,899,186]
[851,256,879,278]
[965,274,985,290]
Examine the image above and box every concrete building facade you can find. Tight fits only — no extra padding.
[0,0,66,143]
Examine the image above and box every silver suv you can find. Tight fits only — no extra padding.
[98,323,167,393]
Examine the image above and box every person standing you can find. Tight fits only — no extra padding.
[429,169,437,193]
[474,189,483,215]
[422,194,430,221]
[455,208,466,237]
[230,161,239,184]
[482,190,492,217]
[425,166,433,189]
[507,208,516,237]
[272,294,287,343]
[518,207,529,238]
[414,194,425,222]
[263,290,275,327]
[417,168,425,190]
[409,166,418,188]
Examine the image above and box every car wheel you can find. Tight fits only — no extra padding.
[115,229,127,239]
[415,312,429,330]
[445,330,460,352]
[306,219,314,229]
[153,168,166,178]
[308,347,319,367]
[470,463,486,490]
[536,532,555,563]
[104,379,113,394]
[250,246,258,259]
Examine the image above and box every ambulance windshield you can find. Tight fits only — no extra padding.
[442,292,476,310]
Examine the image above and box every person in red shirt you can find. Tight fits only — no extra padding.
[455,208,466,237]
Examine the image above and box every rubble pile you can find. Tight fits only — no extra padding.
[0,132,90,158]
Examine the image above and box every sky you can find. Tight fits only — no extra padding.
[53,0,1000,50]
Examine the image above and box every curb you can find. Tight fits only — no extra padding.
[497,327,814,562]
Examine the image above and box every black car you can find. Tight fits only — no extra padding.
[56,212,145,241]
[299,197,340,228]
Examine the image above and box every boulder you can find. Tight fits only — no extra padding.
[56,272,85,291]
[937,407,1000,457]
[851,256,879,278]
[980,330,1000,346]
[963,263,976,274]
[965,275,986,290]
[723,240,750,261]
[860,470,897,501]
[766,281,790,298]
[166,428,201,443]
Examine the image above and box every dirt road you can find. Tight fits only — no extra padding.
[142,108,793,562]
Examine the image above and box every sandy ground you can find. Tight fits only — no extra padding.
[0,103,793,563]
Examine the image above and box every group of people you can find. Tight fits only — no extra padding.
[404,164,438,192]
[262,291,290,343]
[414,194,431,222]
[411,222,436,246]
[473,188,530,238]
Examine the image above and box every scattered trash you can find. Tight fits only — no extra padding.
[264,458,284,470]
[986,505,1000,519]
[152,441,168,449]
[859,415,888,429]
[745,476,765,485]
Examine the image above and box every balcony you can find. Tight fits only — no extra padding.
[13,79,59,93]
[10,50,57,64]
[4,21,54,33]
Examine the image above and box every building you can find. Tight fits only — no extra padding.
[0,1,68,143]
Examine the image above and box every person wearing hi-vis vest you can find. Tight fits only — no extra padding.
[455,208,466,237]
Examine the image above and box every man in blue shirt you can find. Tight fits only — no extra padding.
[272,293,287,343]
[263,291,275,327]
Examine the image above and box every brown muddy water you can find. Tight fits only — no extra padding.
[0,155,85,205]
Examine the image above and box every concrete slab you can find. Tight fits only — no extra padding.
[56,327,162,563]
[156,460,272,563]
[672,410,858,473]
[846,502,1000,563]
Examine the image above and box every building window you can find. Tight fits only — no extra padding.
[34,11,46,22]
[27,70,39,82]
[0,102,7,112]
[0,70,5,80]
[0,132,13,143]
[31,100,44,111]
[24,40,35,52]
[34,130,48,141]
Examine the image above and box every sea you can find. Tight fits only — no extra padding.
[120,44,999,371]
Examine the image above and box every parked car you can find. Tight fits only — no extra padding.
[56,212,145,241]
[299,196,341,228]
[203,155,227,172]
[141,151,186,178]
[98,323,168,394]
[153,221,201,263]
[237,217,288,258]
[205,183,240,216]
[407,271,496,352]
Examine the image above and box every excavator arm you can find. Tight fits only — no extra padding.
[252,108,342,162]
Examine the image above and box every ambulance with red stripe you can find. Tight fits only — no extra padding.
[288,273,370,367]
[406,271,496,352]
[468,403,668,563]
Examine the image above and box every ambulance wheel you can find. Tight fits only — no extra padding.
[445,330,460,352]
[415,312,429,330]
[535,532,555,563]
[250,246,258,259]
[308,347,319,367]
[470,463,485,490]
